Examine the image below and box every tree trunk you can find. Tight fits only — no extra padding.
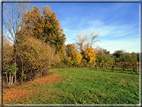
[11,75,13,86]
[21,57,24,83]
[9,73,11,86]
[6,72,8,84]
[14,45,17,83]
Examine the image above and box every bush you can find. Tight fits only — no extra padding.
[16,34,60,82]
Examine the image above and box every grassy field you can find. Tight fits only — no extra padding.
[3,67,139,104]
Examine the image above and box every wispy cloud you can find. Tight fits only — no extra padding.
[97,38,140,53]
[62,17,139,53]
[54,3,139,53]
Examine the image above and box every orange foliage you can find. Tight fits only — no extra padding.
[3,73,63,104]
[21,5,66,57]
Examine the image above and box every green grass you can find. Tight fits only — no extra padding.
[6,67,139,104]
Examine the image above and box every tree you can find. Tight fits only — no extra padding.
[130,52,137,62]
[84,47,96,67]
[65,44,75,58]
[74,31,100,56]
[71,52,82,67]
[65,44,82,67]
[21,6,66,56]
[94,46,105,63]
[4,64,18,86]
[113,50,124,58]
[3,2,30,82]
[102,49,110,54]
[3,36,13,84]
[94,46,114,70]
[113,50,138,63]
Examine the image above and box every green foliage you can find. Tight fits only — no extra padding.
[3,36,14,71]
[95,47,114,64]
[5,64,19,74]
[65,44,75,58]
[113,50,138,62]
[130,52,137,62]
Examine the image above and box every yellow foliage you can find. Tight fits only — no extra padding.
[72,52,82,66]
[84,47,96,64]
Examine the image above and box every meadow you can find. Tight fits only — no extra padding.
[3,67,139,104]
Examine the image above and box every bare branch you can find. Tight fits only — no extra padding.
[74,31,100,54]
[3,2,31,44]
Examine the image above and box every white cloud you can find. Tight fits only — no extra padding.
[79,19,139,37]
[62,18,139,54]
[58,3,139,54]
[96,38,140,54]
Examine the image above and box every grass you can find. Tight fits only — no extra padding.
[3,67,139,104]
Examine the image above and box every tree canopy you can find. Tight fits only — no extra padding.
[21,6,66,55]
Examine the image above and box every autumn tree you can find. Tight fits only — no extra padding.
[65,44,82,67]
[3,2,30,82]
[74,31,100,56]
[65,44,75,58]
[84,47,96,68]
[21,6,66,56]
[71,52,82,67]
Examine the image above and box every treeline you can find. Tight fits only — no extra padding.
[3,4,140,87]
[3,5,65,87]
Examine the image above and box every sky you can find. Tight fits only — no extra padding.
[31,2,140,54]
[2,1,140,54]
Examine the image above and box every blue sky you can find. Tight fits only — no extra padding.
[32,3,139,54]
[2,2,140,54]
